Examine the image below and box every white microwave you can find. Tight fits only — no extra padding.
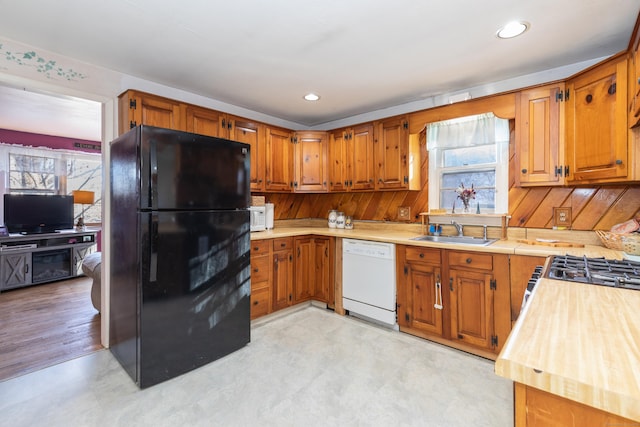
[249,206,266,232]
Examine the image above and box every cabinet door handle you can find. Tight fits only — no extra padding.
[521,168,527,174]
[615,159,622,165]
[449,277,454,291]
[466,258,472,264]
[419,253,424,258]
[434,275,443,310]
[25,263,29,274]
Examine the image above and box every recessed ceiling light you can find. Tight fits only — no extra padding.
[304,93,320,101]
[496,21,529,39]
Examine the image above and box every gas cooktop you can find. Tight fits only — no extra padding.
[545,255,640,290]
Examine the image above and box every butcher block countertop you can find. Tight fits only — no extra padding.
[495,278,640,421]
[250,220,622,258]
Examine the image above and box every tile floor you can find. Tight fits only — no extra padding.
[0,306,513,427]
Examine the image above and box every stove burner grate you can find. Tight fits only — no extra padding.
[546,255,640,290]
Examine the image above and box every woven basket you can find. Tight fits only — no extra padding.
[595,230,625,251]
[622,233,640,255]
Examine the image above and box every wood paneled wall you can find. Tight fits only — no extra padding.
[256,122,640,231]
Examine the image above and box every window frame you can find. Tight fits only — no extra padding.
[427,119,509,214]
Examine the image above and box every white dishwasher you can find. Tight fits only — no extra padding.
[342,238,397,327]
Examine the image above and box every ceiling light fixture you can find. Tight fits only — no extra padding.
[303,93,320,101]
[496,21,529,39]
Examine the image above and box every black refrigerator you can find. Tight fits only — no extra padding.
[109,125,251,388]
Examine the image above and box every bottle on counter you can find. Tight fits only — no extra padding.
[345,216,353,229]
[336,212,345,229]
[328,210,338,228]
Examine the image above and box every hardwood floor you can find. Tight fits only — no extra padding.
[0,277,102,381]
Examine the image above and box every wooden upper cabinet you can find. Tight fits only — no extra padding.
[118,90,183,135]
[565,55,629,183]
[185,106,228,138]
[294,131,328,192]
[230,118,265,191]
[328,129,349,191]
[515,83,566,186]
[328,124,375,192]
[375,115,409,190]
[349,124,376,190]
[265,126,293,192]
[629,21,640,126]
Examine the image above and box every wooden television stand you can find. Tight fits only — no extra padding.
[0,229,98,291]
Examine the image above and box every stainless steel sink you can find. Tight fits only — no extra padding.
[410,235,497,246]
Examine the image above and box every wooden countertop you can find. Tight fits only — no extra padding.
[251,225,621,258]
[495,278,640,421]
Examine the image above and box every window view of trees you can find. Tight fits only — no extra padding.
[5,150,102,224]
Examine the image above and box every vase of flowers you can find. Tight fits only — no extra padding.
[455,182,476,213]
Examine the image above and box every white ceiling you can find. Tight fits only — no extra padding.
[0,0,638,139]
[0,86,101,141]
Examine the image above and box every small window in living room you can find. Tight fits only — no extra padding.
[1,144,102,225]
[9,153,58,193]
[427,113,509,214]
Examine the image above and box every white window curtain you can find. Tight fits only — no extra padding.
[426,112,510,150]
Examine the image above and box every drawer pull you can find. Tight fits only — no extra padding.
[466,258,472,264]
[419,253,424,258]
[253,268,259,273]
[253,301,259,306]
[253,246,259,251]
[280,243,286,247]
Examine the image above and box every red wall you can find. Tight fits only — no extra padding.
[0,129,101,153]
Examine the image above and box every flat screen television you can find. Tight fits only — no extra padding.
[4,194,74,234]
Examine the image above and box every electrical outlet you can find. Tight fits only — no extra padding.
[553,207,572,228]
[398,206,411,221]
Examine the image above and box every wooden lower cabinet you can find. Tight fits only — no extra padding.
[294,236,334,304]
[397,246,443,336]
[514,383,636,426]
[272,237,294,311]
[509,255,546,324]
[397,246,511,357]
[249,235,335,320]
[249,240,272,320]
[448,251,510,354]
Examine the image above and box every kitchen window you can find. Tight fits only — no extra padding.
[427,113,509,213]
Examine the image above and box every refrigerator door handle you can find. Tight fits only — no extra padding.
[149,213,159,283]
[149,140,158,210]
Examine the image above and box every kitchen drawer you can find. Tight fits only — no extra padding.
[405,247,441,264]
[250,256,270,282]
[250,284,271,319]
[251,240,271,255]
[273,237,293,251]
[448,251,493,271]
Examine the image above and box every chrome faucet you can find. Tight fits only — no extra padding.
[451,220,464,237]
